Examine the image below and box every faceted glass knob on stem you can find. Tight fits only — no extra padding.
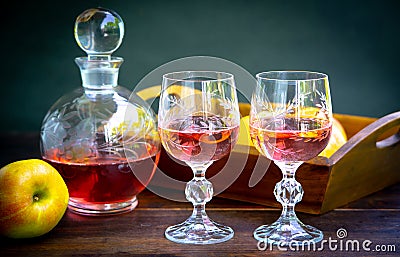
[74,7,124,59]
[250,71,332,246]
[159,71,240,244]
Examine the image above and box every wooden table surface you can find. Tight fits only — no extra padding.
[1,133,399,256]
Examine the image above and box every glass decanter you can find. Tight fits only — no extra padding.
[40,7,160,216]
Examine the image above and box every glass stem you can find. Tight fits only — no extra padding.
[186,163,213,224]
[274,161,303,223]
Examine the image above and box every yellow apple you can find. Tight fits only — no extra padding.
[0,159,69,238]
[236,115,253,146]
[318,117,348,158]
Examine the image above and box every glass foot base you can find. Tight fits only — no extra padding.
[165,217,234,244]
[68,196,138,216]
[254,217,323,246]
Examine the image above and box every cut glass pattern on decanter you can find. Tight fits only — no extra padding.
[40,7,160,216]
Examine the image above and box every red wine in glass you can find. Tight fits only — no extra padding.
[159,114,239,163]
[250,117,332,162]
[251,71,332,245]
[160,71,240,244]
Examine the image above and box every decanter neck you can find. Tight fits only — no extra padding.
[75,57,123,89]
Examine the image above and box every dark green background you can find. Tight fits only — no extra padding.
[3,0,399,132]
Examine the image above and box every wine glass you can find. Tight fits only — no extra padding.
[158,71,240,244]
[250,71,332,246]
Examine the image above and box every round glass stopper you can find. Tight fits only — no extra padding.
[74,7,124,56]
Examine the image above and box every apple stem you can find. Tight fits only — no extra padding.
[33,195,40,202]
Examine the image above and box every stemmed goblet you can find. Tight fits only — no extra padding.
[158,71,240,244]
[250,71,332,246]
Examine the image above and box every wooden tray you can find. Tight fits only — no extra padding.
[139,87,400,214]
